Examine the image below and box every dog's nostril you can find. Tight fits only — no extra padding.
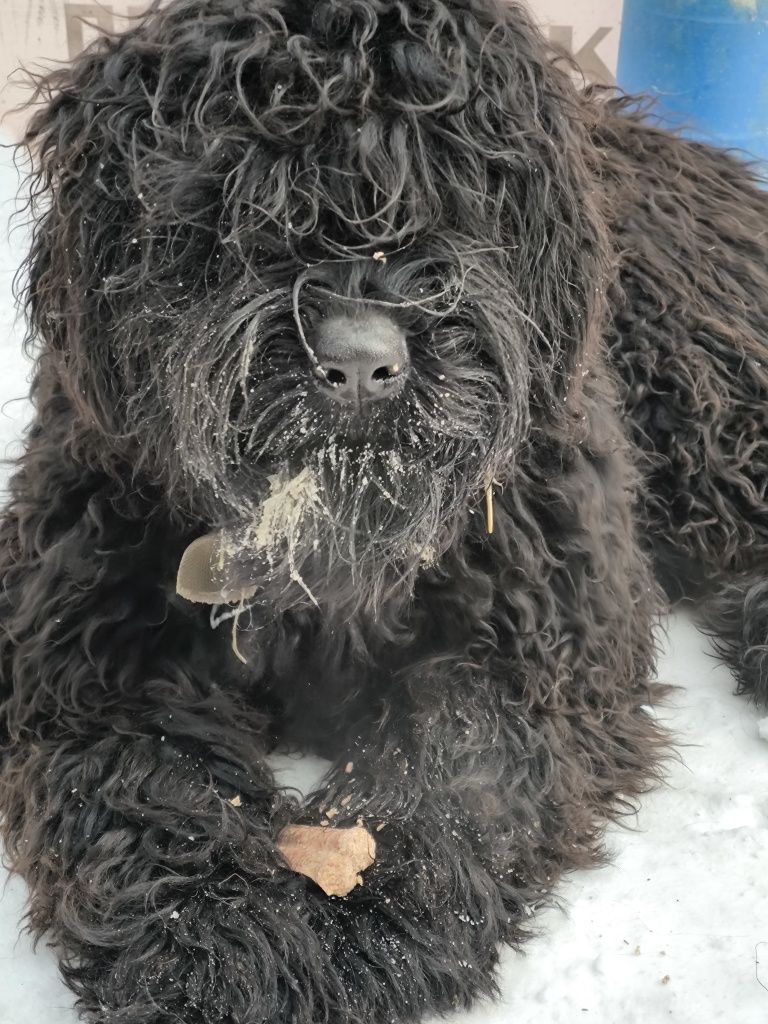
[326,368,347,386]
[372,364,401,382]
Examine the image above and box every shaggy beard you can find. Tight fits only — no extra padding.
[191,331,504,620]
[210,431,477,622]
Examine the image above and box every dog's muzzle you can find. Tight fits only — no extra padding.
[313,313,409,406]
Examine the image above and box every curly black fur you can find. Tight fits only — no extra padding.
[0,1,766,1022]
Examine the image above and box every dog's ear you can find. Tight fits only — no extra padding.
[19,35,139,438]
[440,0,613,425]
[18,2,270,444]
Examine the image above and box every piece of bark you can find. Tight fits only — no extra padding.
[277,824,376,897]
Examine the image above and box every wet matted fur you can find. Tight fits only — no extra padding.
[1,1,767,1021]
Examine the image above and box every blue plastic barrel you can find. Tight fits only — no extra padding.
[617,0,768,162]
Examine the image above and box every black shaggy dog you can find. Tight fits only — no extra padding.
[1,0,767,1021]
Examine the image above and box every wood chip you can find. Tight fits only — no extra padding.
[344,761,354,774]
[340,795,352,807]
[228,794,242,807]
[372,251,387,263]
[326,807,339,819]
[176,532,257,605]
[661,976,671,985]
[277,825,376,897]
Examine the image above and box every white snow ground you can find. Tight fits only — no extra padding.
[0,158,766,1024]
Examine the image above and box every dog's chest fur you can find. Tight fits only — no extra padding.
[182,597,407,757]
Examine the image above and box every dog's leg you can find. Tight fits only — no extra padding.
[0,439,347,1023]
[699,572,768,705]
[294,654,667,1021]
[294,679,545,1019]
[292,447,670,1022]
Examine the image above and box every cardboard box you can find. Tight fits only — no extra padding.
[0,1,624,141]
[533,0,623,85]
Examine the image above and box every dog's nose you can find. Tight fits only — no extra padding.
[313,314,409,404]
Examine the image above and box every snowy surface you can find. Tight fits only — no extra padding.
[0,158,766,1024]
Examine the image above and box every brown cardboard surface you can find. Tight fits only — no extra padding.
[0,1,623,140]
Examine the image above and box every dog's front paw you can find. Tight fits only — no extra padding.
[69,872,344,1024]
[310,877,504,1022]
[296,812,522,1024]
